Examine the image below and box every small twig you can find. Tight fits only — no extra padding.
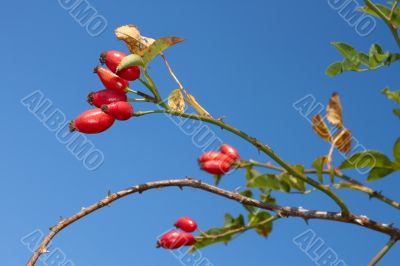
[368,237,398,266]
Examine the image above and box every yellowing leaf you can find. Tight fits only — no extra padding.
[312,114,332,142]
[114,25,153,56]
[168,89,185,112]
[334,129,352,153]
[326,92,344,128]
[142,37,185,65]
[185,92,212,117]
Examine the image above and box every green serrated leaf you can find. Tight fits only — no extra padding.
[312,156,326,183]
[326,62,343,77]
[240,190,255,213]
[332,42,358,61]
[248,212,273,237]
[339,150,392,169]
[368,167,395,182]
[141,36,184,66]
[116,54,144,71]
[393,138,400,162]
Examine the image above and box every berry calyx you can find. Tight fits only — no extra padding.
[174,217,198,233]
[157,230,195,249]
[220,144,240,161]
[200,160,232,175]
[101,101,133,121]
[70,108,115,134]
[100,50,141,81]
[94,66,129,93]
[87,89,127,108]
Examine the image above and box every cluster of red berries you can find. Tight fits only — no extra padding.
[198,144,240,175]
[157,217,198,249]
[70,51,139,134]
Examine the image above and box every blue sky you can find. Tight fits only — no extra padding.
[1,0,399,265]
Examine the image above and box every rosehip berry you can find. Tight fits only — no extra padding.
[101,101,133,121]
[174,217,198,233]
[94,66,129,93]
[157,230,195,249]
[100,50,141,81]
[198,151,233,164]
[220,144,240,161]
[70,108,115,134]
[87,89,127,108]
[200,160,231,175]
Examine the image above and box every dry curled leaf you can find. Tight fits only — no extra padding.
[185,92,211,117]
[168,89,185,112]
[312,114,332,142]
[334,128,352,153]
[114,25,154,56]
[326,92,343,128]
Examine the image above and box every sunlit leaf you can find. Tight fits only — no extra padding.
[168,89,185,112]
[326,92,343,128]
[185,92,212,117]
[382,87,400,104]
[332,42,359,64]
[312,114,332,141]
[117,54,144,71]
[326,62,343,77]
[393,138,400,162]
[312,156,326,183]
[142,36,185,66]
[114,24,148,56]
[368,167,395,182]
[339,150,392,169]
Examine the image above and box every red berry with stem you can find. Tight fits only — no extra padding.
[220,144,240,161]
[100,50,141,81]
[94,66,129,93]
[157,230,195,249]
[175,217,198,233]
[70,108,115,134]
[87,89,127,108]
[200,159,232,175]
[198,151,233,164]
[101,101,133,121]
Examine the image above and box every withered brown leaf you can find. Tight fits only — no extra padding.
[185,92,211,117]
[326,92,344,128]
[334,128,352,153]
[312,114,332,142]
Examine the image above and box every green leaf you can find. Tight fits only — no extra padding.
[214,175,223,186]
[141,36,184,66]
[240,190,255,213]
[393,138,400,162]
[312,156,326,183]
[339,150,392,169]
[248,212,273,237]
[385,53,400,65]
[369,44,389,68]
[394,108,400,118]
[247,173,280,190]
[368,167,395,182]
[280,173,305,192]
[260,193,277,205]
[359,4,400,28]
[332,42,359,63]
[116,54,144,71]
[382,87,400,104]
[326,62,343,77]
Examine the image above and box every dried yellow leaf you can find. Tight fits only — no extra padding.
[326,92,343,128]
[168,89,185,112]
[334,128,352,153]
[114,25,153,56]
[185,92,211,117]
[312,114,332,142]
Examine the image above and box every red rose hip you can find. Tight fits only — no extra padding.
[100,50,141,81]
[220,144,240,161]
[70,108,115,134]
[157,230,195,249]
[175,217,198,233]
[200,160,231,175]
[94,66,129,93]
[87,89,127,108]
[101,101,133,121]
[198,151,233,164]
